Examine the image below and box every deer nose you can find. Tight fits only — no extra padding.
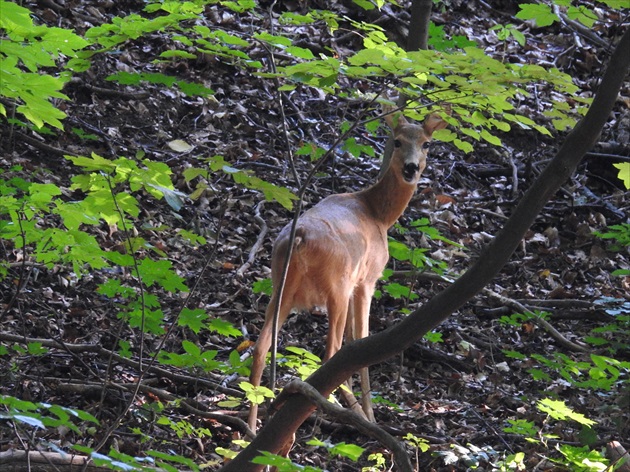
[403,162,420,181]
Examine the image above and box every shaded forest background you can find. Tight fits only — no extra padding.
[0,0,629,471]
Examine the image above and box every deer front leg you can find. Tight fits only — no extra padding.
[348,284,376,422]
[248,295,292,430]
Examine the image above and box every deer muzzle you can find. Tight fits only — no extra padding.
[402,162,420,182]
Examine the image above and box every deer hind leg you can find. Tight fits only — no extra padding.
[248,294,293,431]
[346,284,376,422]
[320,287,366,415]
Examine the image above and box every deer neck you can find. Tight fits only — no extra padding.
[358,166,416,229]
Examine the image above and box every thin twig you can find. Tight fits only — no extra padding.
[483,288,589,352]
[237,201,268,277]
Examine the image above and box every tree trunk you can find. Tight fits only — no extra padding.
[379,0,434,178]
[219,26,630,472]
[408,0,432,51]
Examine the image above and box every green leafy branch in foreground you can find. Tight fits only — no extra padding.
[259,12,588,153]
[516,0,627,28]
[3,0,613,153]
[0,0,88,128]
[0,153,259,468]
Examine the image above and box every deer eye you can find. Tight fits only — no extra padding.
[422,141,431,150]
[394,139,402,148]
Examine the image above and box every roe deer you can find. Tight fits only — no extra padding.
[248,109,447,430]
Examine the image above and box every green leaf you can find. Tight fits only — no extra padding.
[352,0,376,10]
[0,1,34,32]
[516,4,559,27]
[286,46,315,59]
[537,398,596,426]
[178,308,209,334]
[480,129,502,146]
[331,442,365,461]
[599,0,629,7]
[26,342,48,355]
[504,418,539,437]
[382,282,418,300]
[556,444,608,471]
[252,278,272,296]
[404,433,431,452]
[567,6,598,28]
[253,32,292,47]
[160,50,197,59]
[137,258,188,292]
[240,382,275,405]
[423,331,443,343]
[613,162,630,189]
[284,346,321,364]
[208,318,242,337]
[65,153,117,173]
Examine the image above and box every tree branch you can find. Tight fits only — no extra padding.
[279,380,413,472]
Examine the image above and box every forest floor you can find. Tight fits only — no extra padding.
[1,0,629,471]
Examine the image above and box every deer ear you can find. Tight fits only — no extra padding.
[382,105,408,130]
[422,114,448,137]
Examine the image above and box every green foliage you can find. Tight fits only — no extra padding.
[279,346,322,380]
[613,162,630,189]
[423,331,444,343]
[215,439,250,461]
[408,218,463,247]
[107,72,215,97]
[84,5,201,49]
[0,394,99,432]
[0,152,256,470]
[516,3,562,27]
[0,1,88,128]
[553,445,608,472]
[184,157,297,210]
[504,400,611,471]
[496,452,526,471]
[490,23,526,46]
[250,437,368,471]
[307,438,365,462]
[498,310,549,327]
[240,381,275,406]
[537,398,595,426]
[83,447,202,472]
[587,300,630,352]
[362,452,386,471]
[371,394,403,412]
[387,218,461,277]
[524,352,630,390]
[428,22,477,51]
[404,432,430,453]
[594,223,630,276]
[504,418,538,437]
[516,2,598,29]
[274,27,582,152]
[156,415,212,440]
[594,223,630,251]
[252,278,273,296]
[252,451,323,471]
[159,340,223,371]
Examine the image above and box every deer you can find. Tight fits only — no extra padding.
[248,108,447,431]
